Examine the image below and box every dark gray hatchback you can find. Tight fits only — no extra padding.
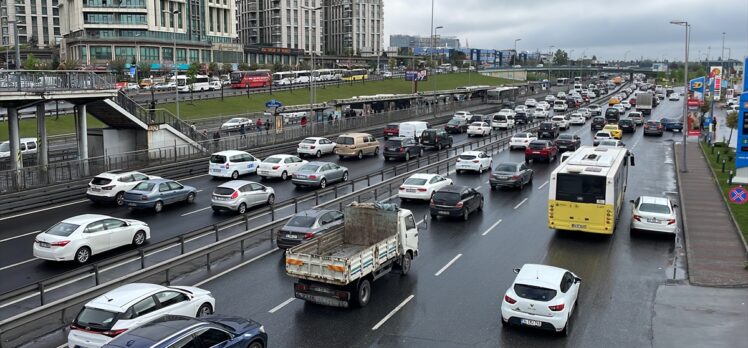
[276,209,344,250]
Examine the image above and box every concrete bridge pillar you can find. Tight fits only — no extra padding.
[7,107,21,171]
[36,104,48,168]
[77,104,88,162]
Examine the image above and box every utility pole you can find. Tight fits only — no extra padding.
[164,9,182,119]
[301,5,322,121]
[670,20,690,172]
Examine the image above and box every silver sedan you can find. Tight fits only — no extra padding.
[291,162,349,189]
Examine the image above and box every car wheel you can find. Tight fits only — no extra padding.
[196,303,213,317]
[281,171,288,180]
[132,231,146,246]
[374,147,379,156]
[74,247,91,264]
[561,315,571,337]
[319,178,327,189]
[525,157,530,164]
[115,192,125,206]
[212,206,220,213]
[248,341,264,348]
[154,200,164,213]
[478,165,483,174]
[478,199,484,211]
[231,171,239,179]
[354,278,371,307]
[267,194,275,205]
[431,212,438,218]
[186,192,195,204]
[357,151,364,160]
[400,253,412,276]
[316,150,322,158]
[342,171,349,182]
[529,173,534,184]
[405,152,410,161]
[237,203,247,215]
[463,209,470,221]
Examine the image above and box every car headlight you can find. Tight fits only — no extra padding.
[259,325,265,333]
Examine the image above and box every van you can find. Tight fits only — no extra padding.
[208,150,261,179]
[399,121,429,140]
[334,133,379,160]
[0,138,38,158]
[491,113,515,129]
[573,83,583,92]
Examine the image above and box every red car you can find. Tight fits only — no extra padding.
[629,98,637,106]
[383,123,400,139]
[114,82,128,90]
[525,140,559,163]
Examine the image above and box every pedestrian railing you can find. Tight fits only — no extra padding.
[0,70,115,92]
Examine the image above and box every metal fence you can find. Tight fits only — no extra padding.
[0,70,115,92]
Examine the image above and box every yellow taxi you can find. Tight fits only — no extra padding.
[602,124,623,139]
[608,97,620,106]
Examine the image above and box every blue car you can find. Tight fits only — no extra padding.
[123,179,197,213]
[660,117,683,132]
[102,315,267,348]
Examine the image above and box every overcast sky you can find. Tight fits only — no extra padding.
[384,0,748,62]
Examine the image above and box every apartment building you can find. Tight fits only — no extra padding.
[323,0,382,56]
[237,0,322,55]
[1,0,61,48]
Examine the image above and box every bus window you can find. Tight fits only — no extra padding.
[555,173,606,204]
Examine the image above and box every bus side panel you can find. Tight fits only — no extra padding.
[548,200,614,234]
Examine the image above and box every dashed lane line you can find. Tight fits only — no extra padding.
[371,294,415,331]
[482,219,503,236]
[434,254,462,277]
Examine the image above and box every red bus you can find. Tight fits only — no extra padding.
[230,70,272,88]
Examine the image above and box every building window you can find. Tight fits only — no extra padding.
[162,47,173,62]
[78,45,88,62]
[176,48,186,63]
[90,46,112,61]
[202,50,211,63]
[140,46,159,61]
[189,49,199,62]
[115,46,136,62]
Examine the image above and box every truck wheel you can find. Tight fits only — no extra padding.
[354,278,371,307]
[400,253,412,276]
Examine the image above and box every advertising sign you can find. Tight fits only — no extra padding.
[735,57,748,171]
[405,70,428,81]
[714,76,722,100]
[689,76,706,101]
[709,66,723,78]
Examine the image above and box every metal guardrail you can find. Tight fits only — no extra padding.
[114,91,209,143]
[0,118,539,348]
[0,70,115,92]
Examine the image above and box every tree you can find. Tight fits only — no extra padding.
[297,60,310,70]
[23,54,38,70]
[552,49,569,66]
[186,62,200,103]
[726,111,738,145]
[59,58,81,70]
[109,58,128,79]
[137,61,152,79]
[51,55,60,71]
[208,62,219,76]
[238,62,250,71]
[222,63,233,74]
[249,63,259,71]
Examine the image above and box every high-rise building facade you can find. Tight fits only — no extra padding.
[59,0,242,67]
[1,0,61,48]
[323,0,382,56]
[389,34,460,50]
[237,0,322,55]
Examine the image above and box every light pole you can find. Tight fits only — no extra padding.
[568,49,575,80]
[164,9,181,119]
[134,33,142,84]
[7,20,20,69]
[548,45,555,81]
[301,5,322,121]
[513,38,521,80]
[671,20,690,172]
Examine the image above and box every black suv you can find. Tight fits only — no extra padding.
[420,129,453,150]
[591,116,606,131]
[515,111,529,125]
[383,137,423,161]
[554,134,581,152]
[618,118,636,133]
[430,185,484,221]
[538,121,559,139]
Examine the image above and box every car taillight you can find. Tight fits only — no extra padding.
[399,186,405,190]
[102,328,128,338]
[309,175,317,179]
[101,185,114,191]
[511,176,519,180]
[294,283,309,291]
[633,214,641,221]
[400,147,406,152]
[455,201,464,208]
[309,145,316,149]
[644,124,649,129]
[430,199,435,207]
[504,295,517,304]
[272,165,280,170]
[472,160,479,163]
[50,240,70,247]
[230,191,239,199]
[549,303,565,311]
[225,163,230,169]
[668,219,676,225]
[417,188,428,192]
[303,232,314,240]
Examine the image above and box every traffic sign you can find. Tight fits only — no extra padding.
[265,99,283,108]
[729,186,748,204]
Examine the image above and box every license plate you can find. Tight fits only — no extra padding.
[647,218,659,223]
[521,319,542,327]
[285,234,297,239]
[38,242,50,248]
[388,148,398,151]
[128,203,137,207]
[499,176,509,180]
[571,223,586,229]
[438,211,450,215]
[559,145,567,149]
[406,189,416,193]
[542,132,549,135]
[91,187,100,192]
[533,151,540,154]
[211,169,221,173]
[260,171,269,175]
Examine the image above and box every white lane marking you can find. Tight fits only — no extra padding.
[538,181,549,190]
[475,186,482,190]
[371,294,415,331]
[416,219,424,225]
[180,206,212,217]
[434,254,462,277]
[0,230,40,243]
[514,198,528,210]
[196,189,204,193]
[482,219,503,236]
[268,298,296,313]
[0,258,36,271]
[0,199,88,221]
[193,248,279,287]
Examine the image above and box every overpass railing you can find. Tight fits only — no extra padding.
[114,90,208,143]
[0,70,115,92]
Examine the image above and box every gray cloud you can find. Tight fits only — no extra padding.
[384,0,748,61]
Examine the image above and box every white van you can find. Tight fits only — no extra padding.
[0,138,38,158]
[491,113,515,129]
[208,150,262,179]
[399,121,430,140]
[573,83,583,92]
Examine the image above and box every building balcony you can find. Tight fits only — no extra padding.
[83,0,146,9]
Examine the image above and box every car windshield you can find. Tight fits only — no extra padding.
[513,134,529,139]
[264,157,282,163]
[596,133,610,138]
[0,143,9,152]
[514,284,557,302]
[540,123,554,130]
[337,137,354,145]
[470,122,483,127]
[132,182,155,191]
[459,155,477,160]
[385,123,399,129]
[91,177,112,185]
[494,164,516,172]
[599,140,618,146]
[227,118,243,123]
[447,119,461,125]
[404,178,428,185]
[639,203,671,214]
[287,215,317,228]
[210,155,227,164]
[213,187,235,196]
[433,192,460,203]
[558,135,573,140]
[529,142,547,150]
[75,307,118,330]
[301,139,316,144]
[299,164,320,172]
[385,140,404,147]
[45,222,79,237]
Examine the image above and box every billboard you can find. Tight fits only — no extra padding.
[689,76,706,101]
[405,70,428,81]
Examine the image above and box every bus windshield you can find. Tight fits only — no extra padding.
[555,173,606,204]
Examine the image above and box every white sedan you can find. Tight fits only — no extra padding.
[630,196,678,234]
[68,283,215,348]
[220,117,253,132]
[536,102,551,111]
[669,93,680,101]
[467,122,492,137]
[544,95,557,103]
[297,137,336,158]
[257,154,308,180]
[593,131,613,146]
[524,98,537,108]
[501,264,581,336]
[398,173,453,201]
[569,112,586,125]
[532,110,549,120]
[456,150,493,174]
[509,132,538,150]
[33,214,150,264]
[620,101,632,109]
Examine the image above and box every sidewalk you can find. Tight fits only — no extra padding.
[674,141,748,287]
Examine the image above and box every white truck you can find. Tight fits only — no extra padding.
[285,202,420,308]
[636,92,654,115]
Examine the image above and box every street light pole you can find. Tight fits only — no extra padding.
[671,20,690,172]
[301,5,322,121]
[548,45,554,81]
[164,9,181,119]
[513,38,521,80]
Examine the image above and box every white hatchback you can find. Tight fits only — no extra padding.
[398,173,453,201]
[524,98,537,108]
[467,122,492,137]
[593,131,613,145]
[569,113,586,125]
[456,150,493,174]
[454,111,473,121]
[68,283,215,348]
[501,264,581,336]
[33,214,150,264]
[509,132,538,150]
[209,150,261,179]
[630,196,678,234]
[297,137,336,158]
[257,154,308,180]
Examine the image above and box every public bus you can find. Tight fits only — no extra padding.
[342,68,369,81]
[317,69,343,81]
[175,75,210,92]
[556,77,570,86]
[273,71,296,86]
[548,146,635,234]
[486,87,518,104]
[229,70,272,88]
[294,70,311,84]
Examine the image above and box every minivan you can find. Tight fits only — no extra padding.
[399,121,429,140]
[491,113,515,129]
[0,137,38,159]
[335,133,379,160]
[208,150,261,179]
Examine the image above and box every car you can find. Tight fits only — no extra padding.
[569,112,586,125]
[577,108,592,119]
[660,117,684,132]
[86,171,161,206]
[524,98,538,108]
[420,129,453,150]
[491,113,515,129]
[0,137,37,159]
[123,179,197,213]
[643,120,665,136]
[453,110,473,121]
[551,115,570,130]
[629,112,644,126]
[296,137,336,158]
[525,140,558,163]
[467,122,492,137]
[608,97,620,106]
[445,117,469,133]
[456,150,493,174]
[68,283,215,348]
[536,101,551,111]
[588,104,602,116]
[552,100,568,112]
[532,109,550,120]
[515,105,528,114]
[211,180,275,214]
[291,161,349,188]
[602,124,623,139]
[257,154,307,180]
[468,114,486,124]
[220,118,253,133]
[628,98,637,107]
[593,131,613,145]
[545,95,557,103]
[597,139,626,148]
[100,315,267,348]
[429,185,484,221]
[612,104,626,115]
[618,118,636,133]
[554,134,581,152]
[382,123,400,139]
[209,80,223,90]
[123,83,140,91]
[620,101,632,109]
[276,209,345,250]
[538,121,559,139]
[668,93,681,101]
[501,264,581,336]
[398,173,453,201]
[515,111,529,125]
[335,133,380,160]
[556,91,567,99]
[630,196,678,234]
[490,162,534,190]
[384,136,424,161]
[399,121,430,140]
[509,132,538,150]
[209,150,262,179]
[32,214,149,264]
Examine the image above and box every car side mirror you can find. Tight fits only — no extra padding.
[513,268,520,274]
[672,204,679,208]
[629,199,635,204]
[575,277,582,283]
[262,187,267,191]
